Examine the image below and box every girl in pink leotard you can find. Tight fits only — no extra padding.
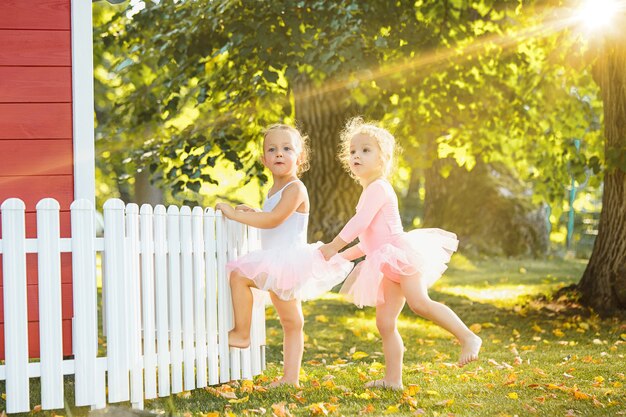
[320,117,482,390]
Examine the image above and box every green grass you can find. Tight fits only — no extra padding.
[3,256,626,416]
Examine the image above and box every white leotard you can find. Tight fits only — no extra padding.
[260,180,308,249]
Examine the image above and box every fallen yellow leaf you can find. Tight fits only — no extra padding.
[469,323,482,333]
[508,392,519,399]
[573,390,591,400]
[352,351,369,360]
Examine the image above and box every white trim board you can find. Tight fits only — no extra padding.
[71,0,96,205]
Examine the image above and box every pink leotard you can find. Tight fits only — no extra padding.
[336,179,459,307]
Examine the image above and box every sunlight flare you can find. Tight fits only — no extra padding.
[575,0,624,31]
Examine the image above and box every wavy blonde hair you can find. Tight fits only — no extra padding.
[338,117,398,179]
[263,124,311,176]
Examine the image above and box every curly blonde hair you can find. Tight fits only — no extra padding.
[338,117,398,179]
[263,124,311,176]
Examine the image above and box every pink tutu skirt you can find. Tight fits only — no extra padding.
[340,228,459,308]
[227,242,353,301]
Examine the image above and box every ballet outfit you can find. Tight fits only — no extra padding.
[226,180,353,301]
[338,179,459,308]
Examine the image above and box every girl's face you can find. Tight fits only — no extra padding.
[349,133,383,182]
[261,129,301,178]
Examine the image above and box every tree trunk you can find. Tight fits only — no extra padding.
[578,36,626,315]
[134,170,164,206]
[293,77,360,242]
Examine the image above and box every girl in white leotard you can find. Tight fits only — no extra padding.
[216,124,352,387]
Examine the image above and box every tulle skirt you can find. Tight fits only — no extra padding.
[340,228,459,308]
[227,242,353,301]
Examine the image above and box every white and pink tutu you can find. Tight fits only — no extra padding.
[340,228,459,308]
[227,242,352,301]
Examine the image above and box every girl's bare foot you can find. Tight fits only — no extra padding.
[228,330,250,348]
[364,379,403,390]
[459,334,482,367]
[268,377,299,388]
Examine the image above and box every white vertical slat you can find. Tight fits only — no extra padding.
[70,199,98,407]
[179,206,196,391]
[1,198,30,413]
[245,227,266,376]
[235,222,252,381]
[36,198,64,409]
[153,205,170,396]
[125,204,144,409]
[215,211,230,382]
[192,207,207,387]
[103,198,130,402]
[227,219,241,381]
[167,205,183,393]
[203,208,219,385]
[140,204,157,399]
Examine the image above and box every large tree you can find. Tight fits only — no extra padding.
[95,1,601,242]
[578,25,626,314]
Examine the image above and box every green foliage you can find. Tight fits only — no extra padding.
[93,0,603,217]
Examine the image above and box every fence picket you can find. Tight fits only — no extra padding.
[70,199,98,407]
[153,205,171,396]
[103,198,130,402]
[126,204,144,409]
[1,198,30,413]
[204,208,219,385]
[167,205,183,393]
[192,207,208,387]
[215,211,230,382]
[36,198,64,409]
[179,206,196,391]
[140,204,157,399]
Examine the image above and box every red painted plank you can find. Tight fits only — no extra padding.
[0,252,74,289]
[0,67,72,103]
[0,140,73,176]
[0,175,74,212]
[0,30,71,66]
[0,103,72,139]
[0,319,72,359]
[0,283,73,323]
[0,211,71,239]
[0,0,71,30]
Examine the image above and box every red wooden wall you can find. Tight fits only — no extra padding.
[0,0,75,359]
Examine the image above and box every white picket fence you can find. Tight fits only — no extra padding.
[0,198,266,413]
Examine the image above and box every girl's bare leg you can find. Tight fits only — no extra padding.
[268,292,304,387]
[365,277,406,390]
[228,270,257,348]
[400,274,481,366]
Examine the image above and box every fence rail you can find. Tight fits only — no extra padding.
[0,198,266,413]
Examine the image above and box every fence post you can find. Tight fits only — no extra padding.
[36,198,64,409]
[70,199,99,407]
[1,198,30,413]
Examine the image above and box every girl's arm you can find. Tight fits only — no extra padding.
[235,204,260,212]
[217,182,306,229]
[340,244,365,261]
[319,182,386,260]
